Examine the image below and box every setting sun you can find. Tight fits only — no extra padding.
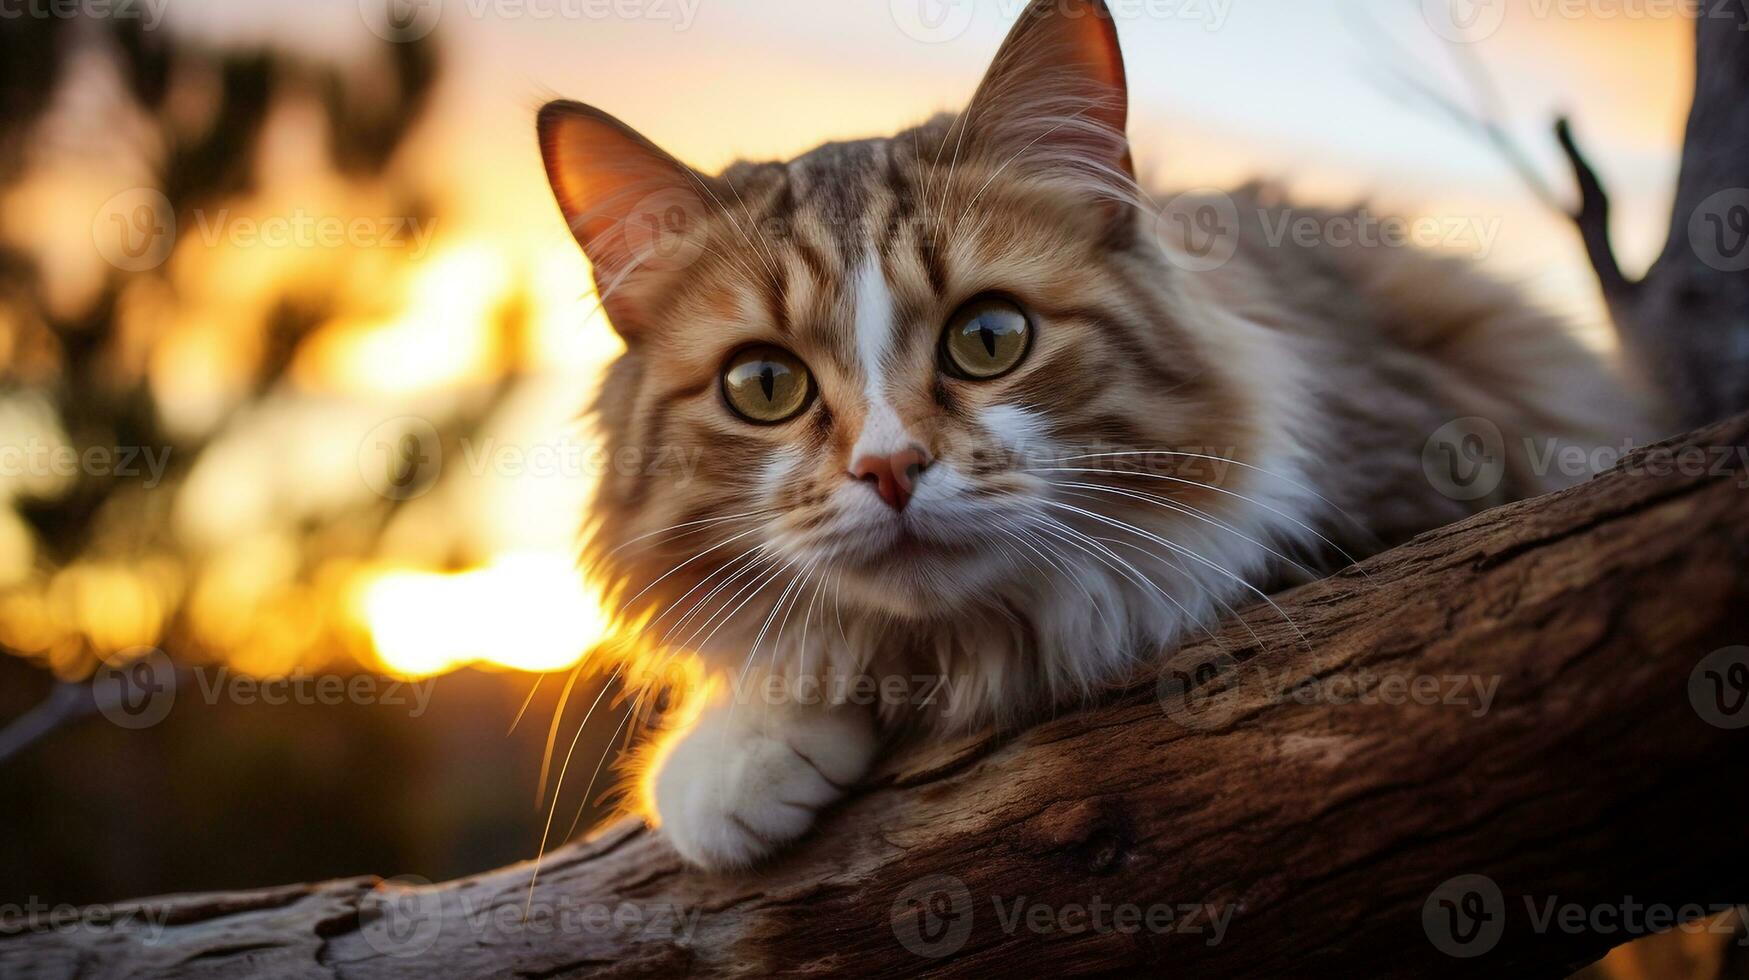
[356,551,609,677]
[2,4,1740,977]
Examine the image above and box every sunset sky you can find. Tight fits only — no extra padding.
[153,0,1695,319]
[1,1,1699,678]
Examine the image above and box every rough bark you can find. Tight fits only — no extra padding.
[4,415,1746,980]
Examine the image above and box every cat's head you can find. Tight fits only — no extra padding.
[539,0,1256,662]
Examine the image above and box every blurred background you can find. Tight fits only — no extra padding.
[0,0,1731,973]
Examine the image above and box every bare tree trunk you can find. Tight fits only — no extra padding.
[1560,9,1749,427]
[4,412,1745,980]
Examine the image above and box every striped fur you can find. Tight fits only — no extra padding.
[539,0,1651,868]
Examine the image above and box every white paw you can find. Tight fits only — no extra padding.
[653,703,877,871]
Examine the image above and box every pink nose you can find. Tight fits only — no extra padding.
[849,448,931,511]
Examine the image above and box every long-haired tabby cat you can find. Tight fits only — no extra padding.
[537,0,1651,869]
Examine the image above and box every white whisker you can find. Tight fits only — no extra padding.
[604,509,774,558]
[526,660,625,918]
[665,550,781,647]
[1026,514,1230,656]
[1050,481,1320,582]
[1043,500,1312,651]
[1034,465,1372,579]
[1058,450,1378,552]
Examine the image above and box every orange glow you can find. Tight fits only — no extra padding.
[528,248,623,371]
[630,667,715,825]
[297,243,511,396]
[148,311,255,438]
[0,511,33,588]
[354,551,612,678]
[0,560,183,680]
[0,2,1696,692]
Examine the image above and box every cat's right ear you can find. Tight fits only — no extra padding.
[962,0,1133,220]
[537,100,715,337]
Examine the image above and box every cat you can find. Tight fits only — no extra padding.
[536,0,1653,870]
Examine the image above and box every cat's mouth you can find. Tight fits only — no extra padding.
[822,521,966,570]
[834,525,991,585]
[886,528,961,562]
[814,517,1027,617]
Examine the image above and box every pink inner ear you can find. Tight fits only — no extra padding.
[538,101,694,275]
[964,0,1132,179]
[537,101,716,336]
[1042,0,1128,132]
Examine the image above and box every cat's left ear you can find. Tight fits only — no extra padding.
[538,100,717,339]
[964,0,1134,207]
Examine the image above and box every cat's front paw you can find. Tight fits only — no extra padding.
[652,701,876,871]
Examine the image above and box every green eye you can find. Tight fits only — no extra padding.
[721,345,813,424]
[942,296,1032,379]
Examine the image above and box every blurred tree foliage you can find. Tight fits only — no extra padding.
[0,9,582,905]
[0,13,524,683]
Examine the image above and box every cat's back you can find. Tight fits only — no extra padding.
[1173,182,1658,543]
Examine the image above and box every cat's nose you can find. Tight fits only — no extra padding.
[849,447,932,512]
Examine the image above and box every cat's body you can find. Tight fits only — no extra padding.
[539,0,1653,869]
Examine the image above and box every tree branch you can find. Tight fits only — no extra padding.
[1554,116,1632,302]
[1574,12,1749,428]
[4,413,1747,979]
[1357,13,1749,429]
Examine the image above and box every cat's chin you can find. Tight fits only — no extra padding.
[829,545,1017,619]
